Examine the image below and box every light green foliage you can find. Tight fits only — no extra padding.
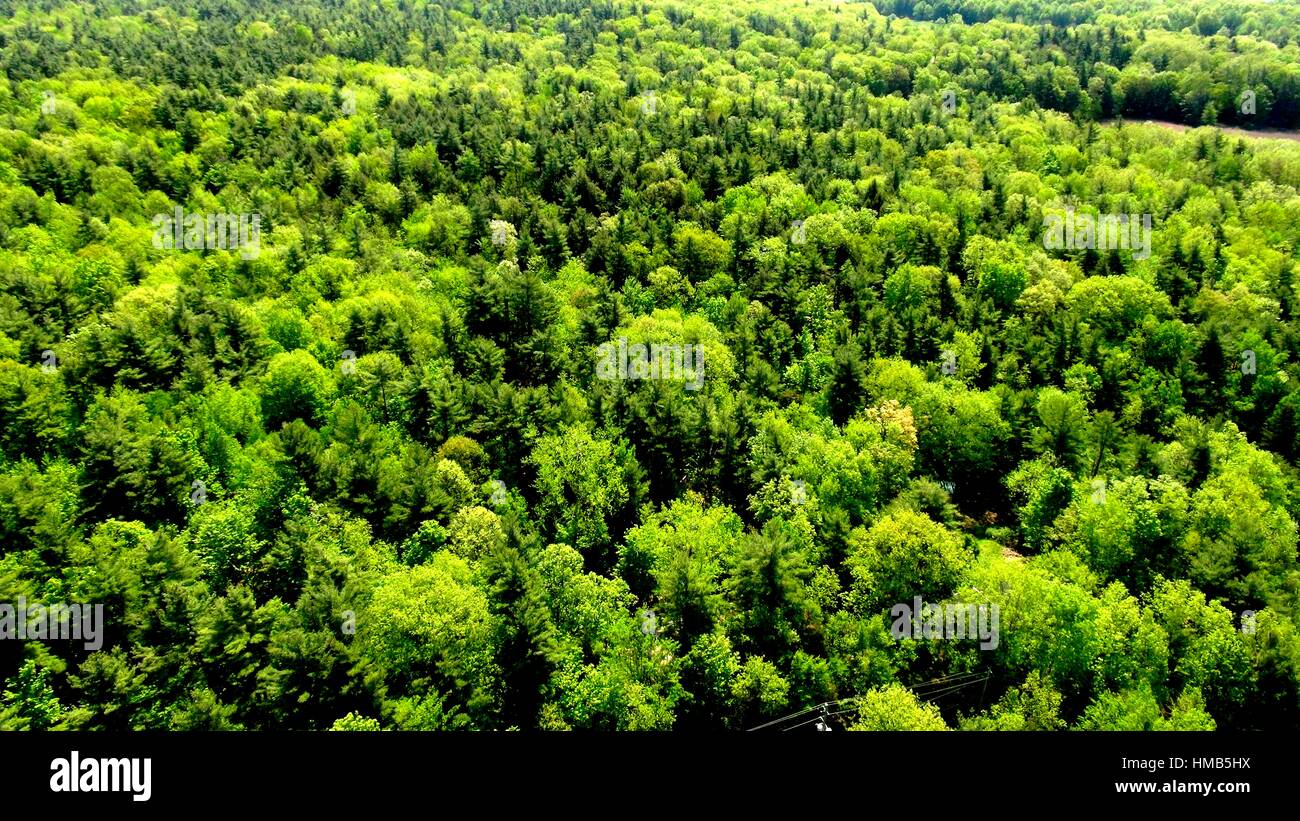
[329,712,382,731]
[1054,475,1189,589]
[260,350,333,430]
[846,510,970,615]
[0,660,64,730]
[1076,685,1216,731]
[850,683,949,731]
[960,671,1066,731]
[619,497,743,644]
[731,657,790,724]
[3,0,1300,734]
[529,425,629,556]
[358,554,499,726]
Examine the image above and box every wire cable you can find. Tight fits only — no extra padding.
[747,670,993,730]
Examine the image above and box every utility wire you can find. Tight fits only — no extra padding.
[781,707,859,732]
[909,671,986,693]
[917,674,991,703]
[747,671,992,731]
[747,697,860,731]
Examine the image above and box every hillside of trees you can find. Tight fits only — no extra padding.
[2,0,1300,731]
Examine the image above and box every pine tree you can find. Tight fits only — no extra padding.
[826,341,867,426]
[482,516,561,729]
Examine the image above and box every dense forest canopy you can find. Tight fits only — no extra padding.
[2,0,1299,731]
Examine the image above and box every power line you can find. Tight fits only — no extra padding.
[746,697,859,731]
[909,671,987,693]
[747,670,993,731]
[917,674,992,703]
[781,706,858,732]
